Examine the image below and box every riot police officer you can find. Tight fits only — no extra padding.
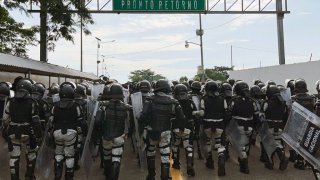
[261,85,289,170]
[141,79,185,180]
[3,78,42,180]
[45,83,60,110]
[0,82,10,128]
[73,84,88,170]
[291,78,315,170]
[31,83,50,132]
[229,81,259,174]
[51,82,83,180]
[195,81,228,176]
[189,81,203,159]
[100,83,130,180]
[172,84,196,176]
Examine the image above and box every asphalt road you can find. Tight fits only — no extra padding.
[0,137,314,180]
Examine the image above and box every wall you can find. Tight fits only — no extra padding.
[229,60,320,94]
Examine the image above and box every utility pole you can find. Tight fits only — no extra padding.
[198,14,205,83]
[276,0,286,65]
[39,0,47,62]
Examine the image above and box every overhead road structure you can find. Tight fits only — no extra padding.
[27,0,289,65]
[0,53,98,84]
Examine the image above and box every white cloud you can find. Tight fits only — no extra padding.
[216,39,250,44]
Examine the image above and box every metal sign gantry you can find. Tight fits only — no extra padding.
[28,0,289,65]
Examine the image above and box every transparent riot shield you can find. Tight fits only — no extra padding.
[282,102,320,172]
[123,88,130,104]
[92,84,105,100]
[259,122,278,160]
[225,119,249,157]
[280,88,292,107]
[35,122,55,179]
[130,92,146,168]
[80,100,99,178]
[191,95,200,110]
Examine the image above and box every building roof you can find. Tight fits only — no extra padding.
[0,53,97,80]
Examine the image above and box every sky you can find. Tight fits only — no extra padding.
[7,0,320,83]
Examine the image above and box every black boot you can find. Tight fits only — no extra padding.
[110,162,121,180]
[65,168,74,180]
[239,158,249,174]
[10,160,20,180]
[146,157,156,180]
[186,157,195,177]
[25,159,36,180]
[54,160,63,180]
[172,149,180,169]
[172,159,180,169]
[289,150,297,163]
[74,150,80,171]
[160,163,170,180]
[205,155,214,169]
[218,153,226,176]
[277,148,288,171]
[103,160,112,179]
[260,142,268,163]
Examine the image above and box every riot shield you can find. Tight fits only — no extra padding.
[123,88,130,104]
[191,95,200,110]
[80,100,99,178]
[225,119,249,157]
[92,84,105,100]
[130,92,146,168]
[35,122,55,179]
[282,102,320,171]
[280,88,292,106]
[259,122,278,160]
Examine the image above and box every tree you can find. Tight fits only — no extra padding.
[0,5,38,57]
[4,0,94,61]
[179,76,188,83]
[194,66,233,82]
[129,69,166,83]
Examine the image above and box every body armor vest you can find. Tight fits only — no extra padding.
[38,99,49,120]
[264,99,286,131]
[173,99,193,129]
[232,96,255,128]
[102,101,128,139]
[149,95,176,133]
[203,95,225,120]
[292,93,315,112]
[53,100,78,133]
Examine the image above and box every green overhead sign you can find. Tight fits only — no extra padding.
[113,0,206,12]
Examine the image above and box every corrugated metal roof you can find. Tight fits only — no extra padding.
[0,53,97,80]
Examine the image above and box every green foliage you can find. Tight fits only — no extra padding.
[179,76,188,83]
[194,66,233,82]
[4,0,94,51]
[129,69,166,83]
[0,5,38,57]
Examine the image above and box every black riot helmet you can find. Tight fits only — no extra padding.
[294,78,308,93]
[15,78,34,98]
[49,83,60,96]
[181,82,190,91]
[205,81,219,96]
[257,82,265,89]
[266,80,276,86]
[59,82,76,99]
[191,81,201,91]
[250,85,262,98]
[174,84,189,100]
[0,82,10,97]
[188,79,194,87]
[220,83,232,97]
[139,80,151,93]
[154,79,171,94]
[12,76,23,92]
[227,78,236,87]
[316,80,320,94]
[107,83,124,100]
[234,81,250,97]
[266,85,280,99]
[253,79,262,86]
[31,83,46,100]
[101,84,110,100]
[172,80,179,87]
[75,84,86,97]
[285,79,295,93]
